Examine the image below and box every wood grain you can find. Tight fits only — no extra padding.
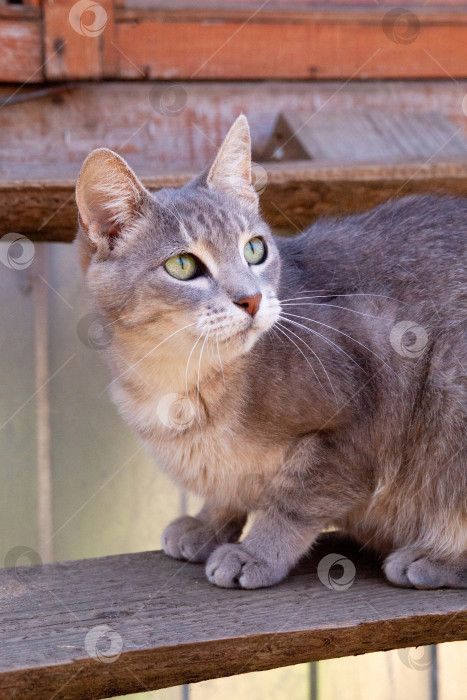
[0,8,43,83]
[262,111,467,164]
[122,1,467,8]
[2,81,467,174]
[44,0,116,80]
[3,160,467,241]
[0,534,465,699]
[3,5,467,82]
[114,7,467,81]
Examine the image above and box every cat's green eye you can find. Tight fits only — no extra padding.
[165,253,198,280]
[244,237,266,265]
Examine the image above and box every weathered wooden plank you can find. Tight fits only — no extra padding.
[44,0,116,80]
[0,534,465,699]
[1,81,467,171]
[0,8,43,83]
[122,0,467,6]
[3,5,467,82]
[114,7,467,80]
[262,111,467,164]
[3,160,467,241]
[116,4,467,23]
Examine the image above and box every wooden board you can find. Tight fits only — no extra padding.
[262,112,467,164]
[0,4,463,81]
[0,533,465,699]
[0,7,43,83]
[2,80,467,174]
[113,7,467,81]
[122,1,467,7]
[3,4,467,82]
[3,159,467,241]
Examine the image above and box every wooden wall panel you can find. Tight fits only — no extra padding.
[191,665,310,700]
[1,81,467,172]
[43,0,115,80]
[121,0,467,6]
[114,8,467,81]
[318,649,431,700]
[0,254,39,567]
[2,4,467,82]
[0,9,43,83]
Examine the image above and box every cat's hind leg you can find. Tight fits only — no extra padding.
[384,546,467,589]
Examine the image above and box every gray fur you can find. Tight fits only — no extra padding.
[76,117,467,590]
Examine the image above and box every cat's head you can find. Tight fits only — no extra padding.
[75,115,281,365]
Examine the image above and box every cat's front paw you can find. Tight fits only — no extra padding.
[383,547,423,587]
[206,543,287,589]
[162,516,219,563]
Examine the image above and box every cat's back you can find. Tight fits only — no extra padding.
[278,195,467,301]
[274,194,467,400]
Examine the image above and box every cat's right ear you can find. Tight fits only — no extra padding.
[76,148,149,260]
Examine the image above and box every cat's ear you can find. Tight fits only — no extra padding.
[207,115,258,208]
[76,148,150,250]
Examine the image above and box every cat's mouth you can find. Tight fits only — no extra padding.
[217,309,280,344]
[195,299,281,345]
[213,321,253,343]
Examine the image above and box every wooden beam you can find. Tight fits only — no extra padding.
[3,5,467,82]
[3,159,467,241]
[0,7,43,83]
[0,533,465,699]
[113,6,467,80]
[1,80,467,174]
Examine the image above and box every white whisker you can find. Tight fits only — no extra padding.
[216,329,225,386]
[275,322,322,389]
[156,198,186,229]
[279,315,366,374]
[276,321,337,404]
[280,293,407,305]
[280,301,393,321]
[197,333,209,426]
[185,333,204,404]
[281,312,395,374]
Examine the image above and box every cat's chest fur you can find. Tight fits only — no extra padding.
[111,374,286,508]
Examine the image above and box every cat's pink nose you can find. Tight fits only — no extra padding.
[234,293,262,317]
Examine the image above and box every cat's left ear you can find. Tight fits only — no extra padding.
[207,115,258,209]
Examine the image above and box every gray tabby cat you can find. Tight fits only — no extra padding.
[76,115,466,589]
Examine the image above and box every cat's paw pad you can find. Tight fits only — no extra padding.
[206,544,286,589]
[162,516,218,563]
